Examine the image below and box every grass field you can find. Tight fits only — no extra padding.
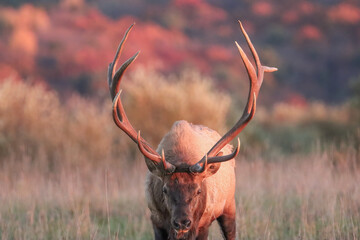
[0,148,359,240]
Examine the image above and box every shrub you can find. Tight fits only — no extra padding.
[123,68,231,144]
[0,68,231,167]
[0,79,130,167]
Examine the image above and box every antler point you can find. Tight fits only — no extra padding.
[137,130,141,139]
[265,66,278,72]
[237,138,241,152]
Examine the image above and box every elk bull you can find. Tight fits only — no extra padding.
[107,22,277,240]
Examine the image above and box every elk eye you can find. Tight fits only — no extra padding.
[162,187,168,195]
[197,189,202,195]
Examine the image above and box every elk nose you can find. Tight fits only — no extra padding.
[182,219,192,229]
[172,218,192,230]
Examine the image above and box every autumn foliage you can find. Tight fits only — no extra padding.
[0,0,359,103]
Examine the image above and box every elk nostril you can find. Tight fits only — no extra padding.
[182,219,192,229]
[172,220,181,230]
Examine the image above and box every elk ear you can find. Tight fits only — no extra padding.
[144,157,165,178]
[204,162,221,177]
[203,151,223,177]
[144,152,176,179]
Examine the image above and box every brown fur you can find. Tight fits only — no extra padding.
[145,120,236,240]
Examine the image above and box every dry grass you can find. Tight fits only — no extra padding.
[0,150,359,239]
[236,152,360,240]
[0,76,359,239]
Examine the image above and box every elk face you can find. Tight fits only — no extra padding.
[162,173,205,239]
[159,158,221,240]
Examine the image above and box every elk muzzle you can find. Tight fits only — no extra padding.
[171,211,193,239]
[172,217,192,230]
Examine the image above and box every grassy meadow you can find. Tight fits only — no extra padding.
[0,71,359,239]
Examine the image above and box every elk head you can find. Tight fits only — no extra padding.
[108,22,277,239]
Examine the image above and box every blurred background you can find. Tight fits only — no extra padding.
[0,0,359,239]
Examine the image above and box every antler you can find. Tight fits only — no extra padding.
[109,24,175,171]
[190,21,277,173]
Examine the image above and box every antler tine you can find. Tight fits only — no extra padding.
[136,132,176,172]
[237,21,277,85]
[191,21,277,171]
[111,23,133,75]
[111,52,139,99]
[112,77,160,156]
[238,21,261,76]
[108,23,140,100]
[161,149,176,174]
[205,92,256,159]
[190,96,255,173]
[207,138,240,164]
[137,131,162,163]
[197,155,208,173]
[112,90,137,142]
[235,41,258,114]
[110,24,161,160]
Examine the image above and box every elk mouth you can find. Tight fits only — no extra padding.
[174,229,190,239]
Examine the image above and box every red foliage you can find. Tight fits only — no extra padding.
[297,25,323,41]
[173,0,228,28]
[328,3,360,24]
[252,2,274,17]
[298,1,315,15]
[282,10,299,24]
[206,45,232,62]
[0,3,235,85]
[287,94,308,108]
[0,0,358,103]
[0,64,21,82]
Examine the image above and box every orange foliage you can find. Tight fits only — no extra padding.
[0,4,50,55]
[328,3,360,24]
[0,4,50,31]
[10,27,38,55]
[0,4,52,74]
